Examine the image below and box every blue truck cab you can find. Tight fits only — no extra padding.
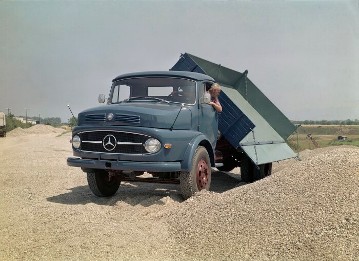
[67,71,221,199]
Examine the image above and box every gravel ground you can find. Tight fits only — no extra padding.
[0,125,358,260]
[166,147,359,261]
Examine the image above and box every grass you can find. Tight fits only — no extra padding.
[287,125,359,152]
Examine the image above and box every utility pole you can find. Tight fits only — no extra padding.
[5,108,11,116]
[25,108,29,124]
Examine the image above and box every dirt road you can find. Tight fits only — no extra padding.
[0,126,358,260]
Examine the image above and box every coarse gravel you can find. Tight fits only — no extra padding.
[0,126,358,260]
[165,146,359,261]
[6,124,65,137]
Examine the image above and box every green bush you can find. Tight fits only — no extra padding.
[5,115,33,132]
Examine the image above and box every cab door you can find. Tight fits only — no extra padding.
[198,82,218,149]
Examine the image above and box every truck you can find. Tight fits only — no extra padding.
[67,53,297,199]
[0,112,6,137]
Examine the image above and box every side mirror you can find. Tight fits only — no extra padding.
[98,94,106,103]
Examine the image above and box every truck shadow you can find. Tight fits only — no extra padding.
[47,171,245,207]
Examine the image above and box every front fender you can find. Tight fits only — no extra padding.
[181,134,215,170]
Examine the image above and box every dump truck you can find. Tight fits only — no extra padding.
[67,53,297,199]
[0,112,6,137]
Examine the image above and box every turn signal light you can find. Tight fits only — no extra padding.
[164,143,172,149]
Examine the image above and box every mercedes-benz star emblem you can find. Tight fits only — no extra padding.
[107,113,114,121]
[103,134,117,151]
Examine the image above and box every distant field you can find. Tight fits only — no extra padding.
[287,125,359,151]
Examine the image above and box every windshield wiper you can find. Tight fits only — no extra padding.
[125,96,171,104]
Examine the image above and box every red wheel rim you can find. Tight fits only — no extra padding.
[196,159,209,190]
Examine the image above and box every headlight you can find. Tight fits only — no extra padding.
[144,138,161,153]
[72,135,81,149]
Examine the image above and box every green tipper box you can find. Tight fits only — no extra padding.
[171,53,297,164]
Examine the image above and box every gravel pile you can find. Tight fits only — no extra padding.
[1,131,358,260]
[165,146,359,260]
[7,124,65,137]
[6,127,27,137]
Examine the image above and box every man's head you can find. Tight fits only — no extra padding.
[209,83,221,97]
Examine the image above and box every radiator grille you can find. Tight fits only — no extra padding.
[115,114,140,124]
[85,113,106,122]
[84,113,140,125]
[79,131,149,154]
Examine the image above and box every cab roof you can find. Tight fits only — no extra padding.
[112,71,215,82]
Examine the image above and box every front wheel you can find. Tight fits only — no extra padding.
[87,169,120,197]
[180,146,211,199]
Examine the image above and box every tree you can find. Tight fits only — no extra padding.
[42,117,61,126]
[68,117,78,127]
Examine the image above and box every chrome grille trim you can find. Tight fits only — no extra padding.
[85,113,106,122]
[76,130,150,154]
[84,113,140,124]
[114,114,140,124]
[82,141,102,144]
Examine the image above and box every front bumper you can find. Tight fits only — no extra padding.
[67,157,182,172]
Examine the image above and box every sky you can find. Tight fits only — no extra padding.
[0,0,358,122]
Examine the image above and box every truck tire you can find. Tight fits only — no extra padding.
[87,169,120,197]
[180,146,211,199]
[216,157,237,172]
[240,156,252,182]
[253,163,273,181]
[264,163,272,176]
[252,164,265,181]
[241,158,272,182]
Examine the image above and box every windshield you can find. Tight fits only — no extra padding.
[110,77,196,104]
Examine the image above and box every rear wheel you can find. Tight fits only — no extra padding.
[240,156,252,182]
[264,163,272,176]
[253,163,272,181]
[180,146,211,199]
[216,157,238,172]
[241,157,272,182]
[87,169,120,197]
